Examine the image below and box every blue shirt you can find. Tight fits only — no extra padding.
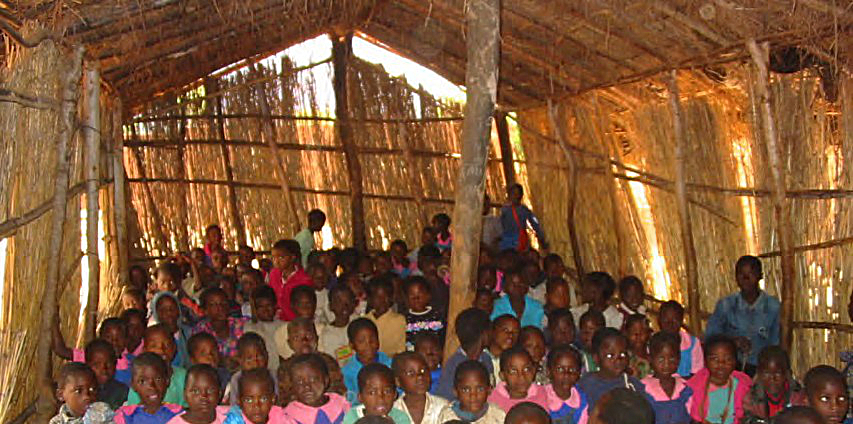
[117,405,181,424]
[436,348,495,401]
[342,351,392,404]
[490,295,545,329]
[705,291,780,366]
[499,204,547,251]
[577,373,645,411]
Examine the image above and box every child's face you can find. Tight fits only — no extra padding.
[549,317,576,346]
[397,356,431,396]
[185,372,220,417]
[87,349,116,386]
[240,275,261,299]
[156,297,180,331]
[650,344,680,378]
[580,281,602,305]
[504,274,528,299]
[501,353,535,396]
[625,320,650,354]
[621,284,644,311]
[291,293,316,319]
[204,292,229,322]
[492,318,520,352]
[239,381,276,424]
[291,363,329,407]
[351,327,379,364]
[369,286,393,316]
[330,291,356,321]
[211,250,228,270]
[206,228,222,247]
[549,352,581,399]
[100,325,127,357]
[758,358,788,396]
[406,283,431,313]
[58,373,97,417]
[374,256,392,275]
[421,229,437,246]
[358,374,396,416]
[809,380,849,424]
[735,264,761,296]
[477,271,496,291]
[579,319,602,349]
[658,307,683,335]
[474,292,495,313]
[414,339,442,371]
[239,345,269,372]
[287,324,318,355]
[132,365,168,412]
[390,244,407,260]
[156,271,177,292]
[454,370,490,413]
[144,331,177,363]
[309,266,328,290]
[308,216,326,232]
[238,247,255,265]
[191,339,220,367]
[545,259,565,278]
[271,248,295,270]
[521,333,546,365]
[122,293,145,311]
[546,282,570,310]
[345,275,365,299]
[595,337,629,378]
[253,297,277,322]
[190,249,206,264]
[126,315,145,348]
[706,344,737,385]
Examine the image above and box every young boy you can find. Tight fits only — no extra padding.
[295,209,326,268]
[273,287,320,359]
[393,351,449,424]
[343,363,411,424]
[51,363,113,424]
[504,402,552,424]
[85,339,129,409]
[403,277,446,351]
[342,318,393,403]
[657,300,703,377]
[614,276,647,323]
[320,285,357,366]
[413,333,443,395]
[437,360,506,424]
[53,316,133,385]
[224,332,275,405]
[499,183,548,253]
[187,332,231,392]
[268,239,312,321]
[804,365,850,424]
[570,272,621,330]
[307,263,332,325]
[416,245,449,316]
[121,308,147,356]
[244,285,285,373]
[126,324,188,406]
[490,269,545,329]
[116,352,183,423]
[487,315,521,386]
[238,269,264,318]
[543,254,577,306]
[364,275,407,357]
[436,308,494,401]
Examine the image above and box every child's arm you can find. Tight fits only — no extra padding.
[525,206,549,251]
[52,312,74,360]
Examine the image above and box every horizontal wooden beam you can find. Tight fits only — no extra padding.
[130,114,462,124]
[759,234,853,258]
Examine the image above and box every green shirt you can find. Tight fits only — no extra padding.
[125,365,187,407]
[294,228,314,267]
[342,405,412,424]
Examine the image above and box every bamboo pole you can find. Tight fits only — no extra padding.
[668,71,702,335]
[495,111,516,186]
[83,64,101,339]
[112,103,129,285]
[444,0,500,361]
[747,40,796,351]
[37,46,84,419]
[209,80,247,247]
[129,124,170,254]
[132,114,463,124]
[333,33,367,251]
[173,105,190,251]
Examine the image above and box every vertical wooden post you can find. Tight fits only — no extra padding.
[83,64,101,339]
[495,111,516,187]
[173,108,190,252]
[209,80,247,247]
[333,33,367,251]
[37,46,84,417]
[668,71,702,335]
[443,0,501,360]
[112,103,129,285]
[747,40,796,350]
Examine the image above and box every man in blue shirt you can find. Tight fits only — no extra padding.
[705,255,780,376]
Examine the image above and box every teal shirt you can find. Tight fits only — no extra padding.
[294,228,314,267]
[125,365,187,407]
[342,405,412,424]
[706,378,738,424]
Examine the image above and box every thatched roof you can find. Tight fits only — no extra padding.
[2,0,851,110]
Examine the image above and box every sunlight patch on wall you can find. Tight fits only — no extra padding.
[79,207,107,329]
[732,138,760,257]
[0,238,7,322]
[625,170,672,300]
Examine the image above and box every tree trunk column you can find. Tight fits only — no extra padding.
[333,33,367,251]
[444,0,501,360]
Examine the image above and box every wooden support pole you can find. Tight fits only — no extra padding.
[209,81,246,247]
[129,125,170,254]
[495,111,516,186]
[748,40,796,350]
[173,107,190,251]
[37,46,84,419]
[83,64,101,339]
[112,103,129,285]
[444,0,501,360]
[668,71,702,335]
[333,33,367,251]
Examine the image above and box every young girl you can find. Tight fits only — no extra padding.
[437,360,506,424]
[623,314,652,379]
[403,277,445,350]
[283,353,350,424]
[488,315,521,385]
[658,300,704,377]
[547,309,576,348]
[544,345,588,424]
[432,213,452,252]
[413,333,443,395]
[577,311,605,373]
[640,332,693,424]
[742,346,806,424]
[168,364,228,424]
[488,346,548,412]
[319,285,357,366]
[226,368,285,424]
[686,335,752,424]
[393,352,448,424]
[490,270,545,329]
[116,353,183,423]
[577,328,644,410]
[518,326,548,385]
[343,363,410,424]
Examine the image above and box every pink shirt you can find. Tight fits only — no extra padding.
[544,384,588,424]
[166,406,230,424]
[282,393,350,424]
[641,375,692,405]
[680,329,704,374]
[72,348,131,370]
[487,382,549,413]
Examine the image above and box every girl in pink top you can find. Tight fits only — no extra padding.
[544,345,588,424]
[686,336,752,424]
[640,333,693,424]
[168,365,228,424]
[282,354,350,424]
[488,346,549,412]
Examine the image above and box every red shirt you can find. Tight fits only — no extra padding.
[268,267,312,321]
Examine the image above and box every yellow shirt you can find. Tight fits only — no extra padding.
[364,309,406,357]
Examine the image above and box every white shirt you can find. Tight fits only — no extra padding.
[394,393,448,424]
[570,303,623,329]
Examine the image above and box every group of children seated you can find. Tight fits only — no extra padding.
[49,215,851,424]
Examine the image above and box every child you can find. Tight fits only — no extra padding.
[773,406,827,424]
[437,360,506,424]
[268,239,312,321]
[474,288,497,314]
[640,332,692,424]
[85,338,129,409]
[543,254,577,306]
[403,277,445,350]
[518,326,548,385]
[488,315,521,385]
[804,365,849,424]
[743,346,806,424]
[393,352,448,424]
[192,287,247,362]
[274,286,320,359]
[187,332,231,392]
[499,183,548,253]
[415,245,449,316]
[570,272,621,330]
[436,308,495,401]
[545,278,572,314]
[432,213,452,252]
[341,364,409,424]
[342,318,393,403]
[51,362,114,424]
[547,309,576,348]
[577,328,644,410]
[123,288,148,313]
[228,368,286,423]
[307,263,332,324]
[658,300,704,377]
[490,268,545,329]
[587,388,654,424]
[283,353,350,424]
[544,345,588,424]
[686,335,752,424]
[623,314,652,379]
[505,402,552,424]
[127,324,188,406]
[320,285,357,365]
[413,333,443,394]
[53,316,133,385]
[364,275,407,356]
[152,291,192,368]
[390,240,416,278]
[224,332,274,405]
[116,353,183,423]
[167,364,228,424]
[238,269,264,318]
[295,209,326,267]
[122,308,147,357]
[488,346,548,412]
[203,224,223,258]
[614,276,647,323]
[243,285,285,373]
[577,311,605,373]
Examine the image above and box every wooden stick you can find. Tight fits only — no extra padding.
[111,102,130,285]
[495,111,516,186]
[759,234,853,258]
[748,39,797,351]
[209,79,247,247]
[37,46,83,419]
[130,113,463,124]
[172,101,190,252]
[444,0,500,361]
[128,127,170,254]
[668,71,702,335]
[0,181,88,239]
[83,64,101,340]
[333,33,367,251]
